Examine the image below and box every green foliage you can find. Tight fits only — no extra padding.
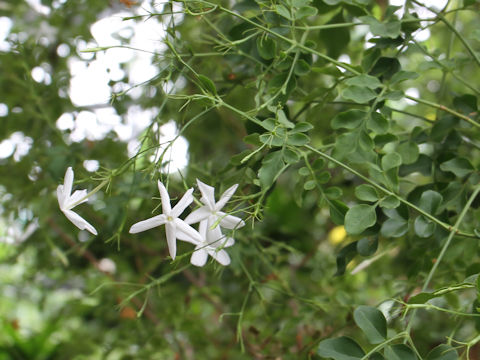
[2,0,480,358]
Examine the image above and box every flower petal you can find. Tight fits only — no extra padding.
[63,209,98,235]
[57,185,67,210]
[171,188,193,218]
[157,181,171,214]
[67,189,88,209]
[191,247,208,267]
[165,222,177,259]
[183,206,210,225]
[129,214,166,233]
[174,218,203,242]
[215,183,238,211]
[205,224,224,245]
[196,179,216,210]
[176,227,201,245]
[207,248,231,266]
[218,212,245,229]
[63,167,74,199]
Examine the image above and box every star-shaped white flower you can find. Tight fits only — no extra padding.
[178,220,234,267]
[129,181,202,260]
[57,167,98,235]
[184,179,245,230]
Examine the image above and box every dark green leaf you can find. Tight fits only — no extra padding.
[258,151,285,189]
[198,74,217,95]
[353,305,387,344]
[294,59,311,75]
[381,217,408,237]
[287,132,310,146]
[379,195,400,209]
[330,200,349,225]
[282,148,300,164]
[318,336,365,360]
[355,184,379,202]
[390,70,419,84]
[367,112,389,134]
[325,186,343,199]
[304,180,316,190]
[342,86,377,103]
[320,11,351,59]
[370,57,401,80]
[384,344,417,360]
[425,344,458,360]
[295,6,318,19]
[419,190,443,214]
[414,215,435,238]
[256,36,276,60]
[440,158,475,178]
[276,4,292,19]
[345,204,377,235]
[332,110,367,129]
[357,237,378,256]
[408,292,435,304]
[291,122,313,133]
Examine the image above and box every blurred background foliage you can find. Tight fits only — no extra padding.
[1,0,480,359]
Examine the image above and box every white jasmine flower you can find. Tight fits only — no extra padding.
[57,167,97,235]
[178,220,235,267]
[129,181,202,260]
[184,179,245,230]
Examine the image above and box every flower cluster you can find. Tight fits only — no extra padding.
[57,168,244,267]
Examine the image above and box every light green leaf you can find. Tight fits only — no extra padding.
[397,142,419,165]
[342,86,377,103]
[332,110,367,130]
[287,132,310,146]
[345,74,382,89]
[384,344,417,360]
[198,74,217,95]
[256,36,276,60]
[317,336,365,360]
[381,217,408,237]
[367,112,389,134]
[414,215,435,238]
[355,184,379,202]
[360,16,401,38]
[425,344,458,360]
[379,195,400,209]
[276,4,292,20]
[390,70,419,84]
[345,204,377,235]
[419,190,443,214]
[290,122,313,133]
[258,151,285,189]
[295,6,317,19]
[382,152,402,171]
[353,305,387,344]
[440,158,475,178]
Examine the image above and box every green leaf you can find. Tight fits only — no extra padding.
[353,305,387,344]
[317,171,331,184]
[332,110,367,130]
[317,336,365,360]
[282,148,300,164]
[390,70,419,84]
[256,36,276,60]
[384,344,417,360]
[397,142,419,165]
[287,132,310,146]
[357,237,378,256]
[276,4,292,20]
[277,110,295,128]
[198,74,217,95]
[379,195,400,209]
[342,86,377,103]
[355,184,379,202]
[367,112,389,134]
[440,158,475,178]
[345,74,382,89]
[381,217,408,237]
[304,180,316,190]
[294,59,311,75]
[408,292,435,304]
[425,344,458,360]
[360,16,401,38]
[345,204,377,235]
[258,151,285,189]
[320,11,351,59]
[330,200,349,225]
[291,122,313,133]
[335,131,359,157]
[414,215,435,238]
[325,186,343,199]
[419,190,443,214]
[382,152,402,171]
[295,6,318,19]
[370,57,401,80]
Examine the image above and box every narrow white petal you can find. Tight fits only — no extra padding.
[218,212,245,229]
[57,185,67,210]
[63,167,74,198]
[208,248,231,266]
[174,218,203,242]
[171,188,193,218]
[176,227,202,245]
[191,247,209,267]
[157,181,171,214]
[215,184,238,211]
[129,215,166,233]
[198,219,208,238]
[165,222,177,259]
[196,179,216,210]
[63,209,98,235]
[66,189,88,209]
[206,225,224,245]
[183,206,210,225]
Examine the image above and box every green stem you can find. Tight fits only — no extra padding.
[304,145,479,239]
[405,95,480,129]
[69,178,110,209]
[405,183,480,335]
